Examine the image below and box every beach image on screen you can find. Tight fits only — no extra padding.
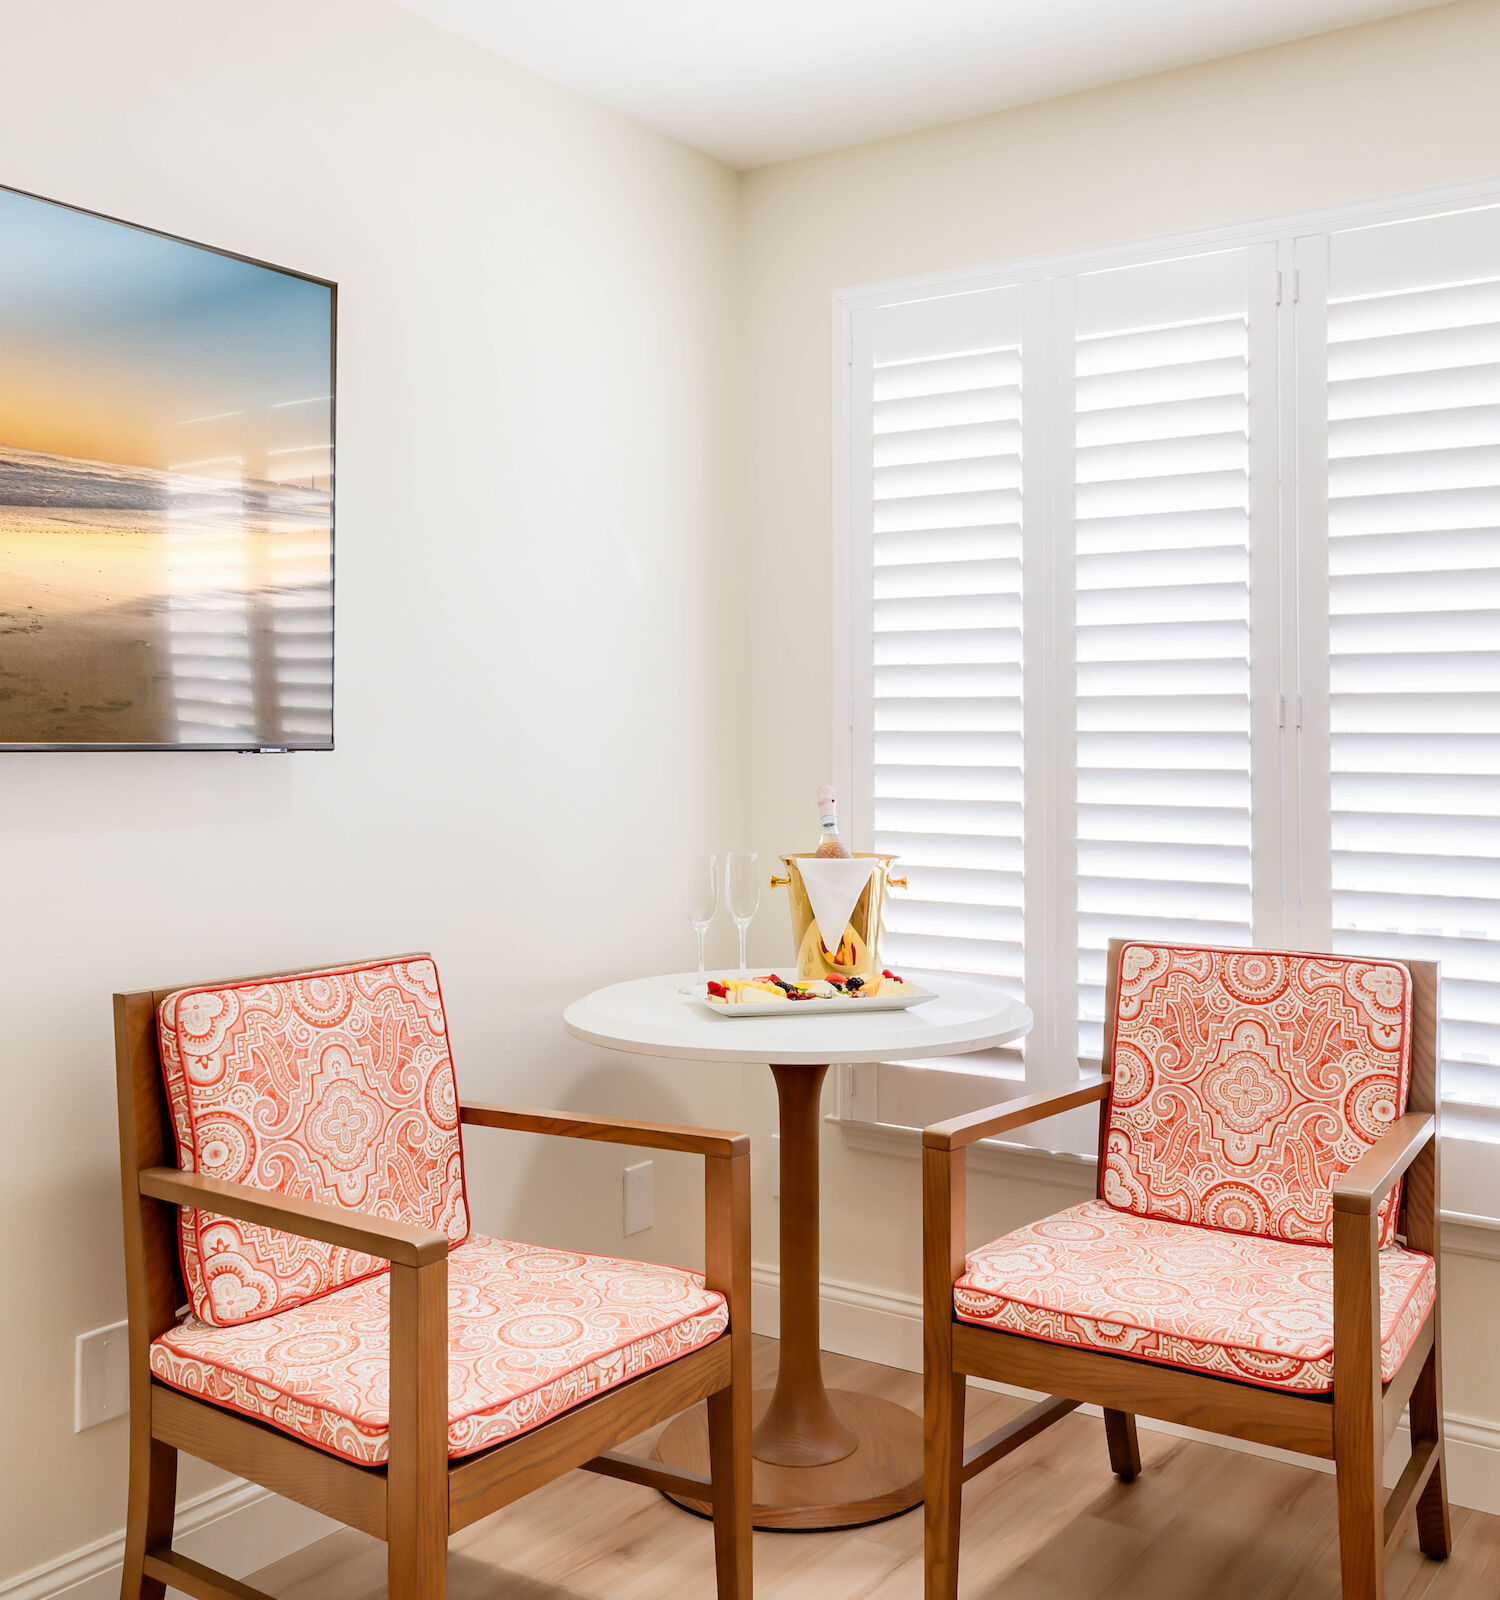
[0,187,333,747]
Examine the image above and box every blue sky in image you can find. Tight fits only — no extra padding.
[0,185,331,475]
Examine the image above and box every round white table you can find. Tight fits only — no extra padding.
[563,969,1032,1530]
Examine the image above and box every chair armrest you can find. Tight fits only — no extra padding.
[922,1075,1111,1152]
[1331,1113,1436,1217]
[138,1167,450,1267]
[460,1102,749,1159]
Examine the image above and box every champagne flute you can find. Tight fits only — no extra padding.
[687,852,719,975]
[725,850,760,977]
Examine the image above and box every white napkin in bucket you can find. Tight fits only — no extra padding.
[797,856,878,955]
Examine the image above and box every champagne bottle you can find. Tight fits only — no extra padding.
[814,785,852,858]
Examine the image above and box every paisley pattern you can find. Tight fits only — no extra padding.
[1105,943,1413,1246]
[158,959,470,1326]
[954,1201,1434,1394]
[149,1235,728,1463]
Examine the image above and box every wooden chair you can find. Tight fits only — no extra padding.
[923,940,1449,1600]
[114,954,752,1600]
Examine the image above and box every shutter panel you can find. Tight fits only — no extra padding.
[845,190,1500,1155]
[1323,204,1500,1108]
[1072,251,1257,1062]
[865,288,1026,1000]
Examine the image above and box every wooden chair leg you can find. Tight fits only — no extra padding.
[388,1514,447,1600]
[924,1371,966,1600]
[121,1433,177,1600]
[924,1140,968,1600]
[705,1146,752,1600]
[707,1379,752,1600]
[1410,1336,1451,1559]
[1334,1427,1384,1600]
[1103,1409,1141,1481]
[1333,1209,1384,1600]
[388,1258,449,1600]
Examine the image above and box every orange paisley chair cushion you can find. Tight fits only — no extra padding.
[1103,943,1412,1246]
[150,1237,728,1462]
[157,957,471,1326]
[955,1201,1434,1394]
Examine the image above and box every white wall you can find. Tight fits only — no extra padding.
[738,0,1500,1500]
[0,0,746,1585]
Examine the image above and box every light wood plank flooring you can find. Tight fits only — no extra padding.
[250,1338,1500,1600]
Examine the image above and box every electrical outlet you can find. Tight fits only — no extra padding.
[75,1320,129,1431]
[623,1160,653,1236]
[772,1133,780,1199]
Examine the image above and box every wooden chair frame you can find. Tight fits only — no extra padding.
[115,956,752,1600]
[922,939,1450,1600]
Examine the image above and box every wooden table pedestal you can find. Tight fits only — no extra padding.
[653,1065,925,1530]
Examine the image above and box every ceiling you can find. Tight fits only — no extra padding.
[390,0,1449,170]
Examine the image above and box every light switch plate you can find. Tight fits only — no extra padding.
[623,1160,653,1236]
[76,1319,129,1431]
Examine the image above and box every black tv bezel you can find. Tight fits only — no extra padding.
[0,180,337,754]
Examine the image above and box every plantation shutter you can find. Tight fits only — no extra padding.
[858,287,1027,998]
[842,191,1500,1174]
[1312,203,1500,1110]
[1071,250,1260,1064]
[844,286,1030,1109]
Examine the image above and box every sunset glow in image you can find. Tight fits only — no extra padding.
[0,185,335,748]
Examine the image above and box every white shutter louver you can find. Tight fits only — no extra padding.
[1322,204,1500,1108]
[1072,251,1257,1062]
[865,289,1026,998]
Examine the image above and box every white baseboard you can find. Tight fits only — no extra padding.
[0,1478,337,1600]
[751,1262,1500,1517]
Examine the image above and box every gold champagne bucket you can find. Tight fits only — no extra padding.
[768,853,907,981]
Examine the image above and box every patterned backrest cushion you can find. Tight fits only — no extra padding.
[1103,944,1412,1246]
[158,957,470,1326]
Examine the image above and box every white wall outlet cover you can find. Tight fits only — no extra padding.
[623,1160,653,1237]
[75,1319,129,1431]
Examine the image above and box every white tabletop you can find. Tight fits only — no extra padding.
[562,969,1032,1067]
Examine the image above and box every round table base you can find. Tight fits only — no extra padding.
[653,1387,925,1530]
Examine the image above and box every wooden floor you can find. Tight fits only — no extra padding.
[251,1338,1500,1600]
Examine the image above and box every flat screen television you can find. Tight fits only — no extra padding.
[0,183,335,751]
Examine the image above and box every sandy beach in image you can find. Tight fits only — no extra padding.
[0,447,332,745]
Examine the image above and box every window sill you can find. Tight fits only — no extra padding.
[829,1114,1500,1259]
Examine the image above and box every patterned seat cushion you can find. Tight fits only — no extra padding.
[955,1201,1434,1394]
[150,1235,728,1463]
[1105,944,1413,1246]
[158,958,470,1327]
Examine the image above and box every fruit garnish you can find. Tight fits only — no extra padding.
[706,981,727,997]
[846,975,864,990]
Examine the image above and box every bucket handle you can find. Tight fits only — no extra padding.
[768,869,907,889]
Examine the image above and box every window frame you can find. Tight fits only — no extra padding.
[830,172,1500,1220]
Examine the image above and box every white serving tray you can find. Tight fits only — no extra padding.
[693,983,936,1018]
